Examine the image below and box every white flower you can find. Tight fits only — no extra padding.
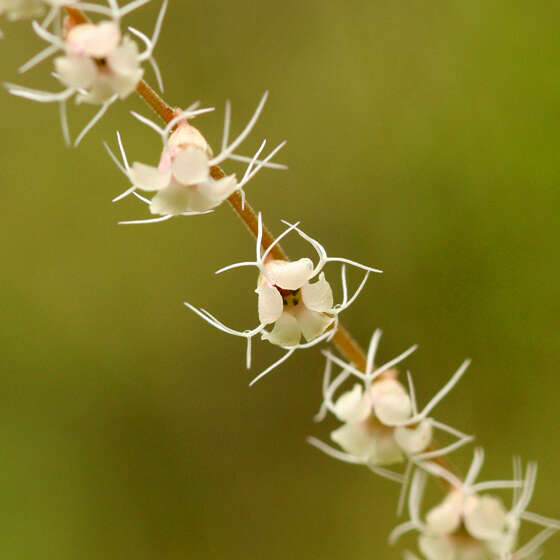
[5,0,166,145]
[369,377,412,425]
[394,421,433,456]
[0,0,43,19]
[418,534,494,560]
[108,93,287,224]
[309,335,472,505]
[312,331,472,455]
[257,261,334,347]
[425,491,507,540]
[310,336,473,515]
[391,451,560,560]
[331,383,371,424]
[56,23,143,104]
[184,215,381,385]
[331,417,404,466]
[130,139,237,216]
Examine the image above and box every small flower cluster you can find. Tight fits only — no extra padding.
[185,214,382,385]
[4,0,166,145]
[393,450,560,559]
[308,333,560,558]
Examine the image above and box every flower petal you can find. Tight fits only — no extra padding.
[301,272,334,312]
[107,68,144,98]
[75,78,114,105]
[130,162,171,192]
[55,55,97,89]
[464,495,506,541]
[171,146,209,185]
[369,431,405,466]
[425,491,463,536]
[185,177,237,212]
[68,22,121,58]
[256,283,283,326]
[331,423,403,466]
[394,420,433,455]
[195,176,238,207]
[418,535,455,560]
[106,39,143,98]
[262,312,301,347]
[149,184,191,216]
[369,379,412,426]
[295,307,333,342]
[331,423,376,462]
[265,258,314,290]
[107,37,138,75]
[333,384,371,423]
[168,123,211,156]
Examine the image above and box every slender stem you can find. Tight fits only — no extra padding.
[63,4,458,485]
[64,7,88,24]
[136,79,176,123]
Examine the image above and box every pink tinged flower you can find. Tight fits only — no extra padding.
[129,142,238,216]
[111,95,287,224]
[65,37,144,104]
[6,0,167,147]
[66,22,121,58]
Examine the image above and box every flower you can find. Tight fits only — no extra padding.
[56,21,143,104]
[256,259,334,347]
[309,333,473,515]
[310,331,472,465]
[5,0,166,145]
[0,0,66,38]
[129,126,237,216]
[184,215,381,385]
[108,93,287,224]
[392,450,560,560]
[0,0,45,21]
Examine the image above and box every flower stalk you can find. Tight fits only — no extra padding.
[0,4,553,558]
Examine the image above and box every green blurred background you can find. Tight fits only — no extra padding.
[1,1,559,558]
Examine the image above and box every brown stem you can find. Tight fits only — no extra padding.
[63,4,459,485]
[134,88,368,366]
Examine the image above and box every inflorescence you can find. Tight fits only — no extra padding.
[2,2,558,558]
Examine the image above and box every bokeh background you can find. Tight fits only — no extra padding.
[1,1,559,558]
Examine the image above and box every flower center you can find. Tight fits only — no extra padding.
[277,287,301,307]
